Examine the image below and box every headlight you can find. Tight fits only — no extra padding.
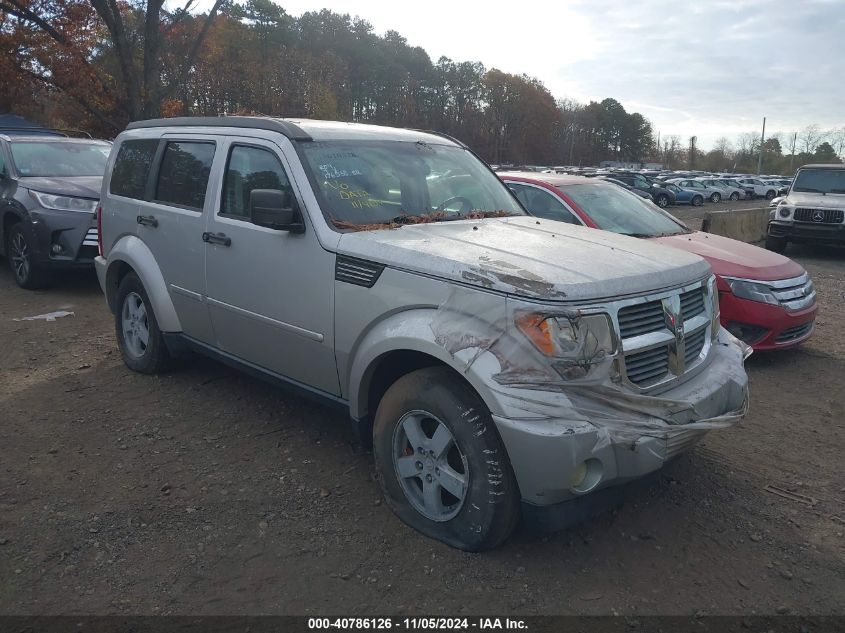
[30,190,98,213]
[725,277,779,306]
[778,206,792,218]
[515,311,616,380]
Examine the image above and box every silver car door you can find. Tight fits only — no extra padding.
[136,134,218,342]
[203,137,339,396]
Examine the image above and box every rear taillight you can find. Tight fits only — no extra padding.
[96,204,103,257]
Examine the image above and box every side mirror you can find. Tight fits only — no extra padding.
[249,189,305,233]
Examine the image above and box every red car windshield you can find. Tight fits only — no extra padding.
[560,182,689,237]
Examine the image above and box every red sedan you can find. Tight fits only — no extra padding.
[499,172,817,350]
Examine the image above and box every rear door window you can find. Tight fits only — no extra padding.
[154,141,215,210]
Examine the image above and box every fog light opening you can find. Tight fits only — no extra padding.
[726,321,768,346]
[570,459,603,494]
[50,243,65,255]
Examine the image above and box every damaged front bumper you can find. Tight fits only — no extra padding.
[490,329,749,507]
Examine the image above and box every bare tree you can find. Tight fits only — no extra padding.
[714,137,733,156]
[798,124,824,154]
[829,127,845,159]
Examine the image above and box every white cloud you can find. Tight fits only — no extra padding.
[185,0,845,150]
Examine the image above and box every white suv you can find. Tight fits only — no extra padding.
[734,177,779,200]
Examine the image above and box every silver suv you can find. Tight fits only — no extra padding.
[96,117,749,550]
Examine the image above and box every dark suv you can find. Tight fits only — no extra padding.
[0,133,111,288]
[611,172,676,208]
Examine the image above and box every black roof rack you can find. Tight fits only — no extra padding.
[0,126,94,138]
[125,116,312,141]
[413,129,467,149]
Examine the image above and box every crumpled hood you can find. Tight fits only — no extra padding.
[652,231,804,281]
[19,176,102,199]
[784,191,845,208]
[336,216,711,302]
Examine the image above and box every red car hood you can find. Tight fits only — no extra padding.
[651,231,804,281]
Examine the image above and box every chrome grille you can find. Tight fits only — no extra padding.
[614,278,716,391]
[766,273,815,311]
[82,227,98,247]
[684,327,707,365]
[794,208,844,224]
[618,300,664,338]
[680,288,705,320]
[775,320,814,344]
[625,345,669,387]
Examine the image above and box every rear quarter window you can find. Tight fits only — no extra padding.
[110,139,159,199]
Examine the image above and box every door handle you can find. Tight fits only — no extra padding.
[137,215,158,227]
[202,231,231,247]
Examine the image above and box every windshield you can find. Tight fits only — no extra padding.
[559,182,687,237]
[299,140,524,230]
[10,141,110,177]
[792,169,845,194]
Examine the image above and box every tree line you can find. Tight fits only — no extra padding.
[1,0,841,171]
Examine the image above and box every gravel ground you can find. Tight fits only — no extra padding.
[0,240,843,616]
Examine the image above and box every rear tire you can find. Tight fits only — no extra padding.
[655,194,670,208]
[765,235,788,253]
[115,272,170,374]
[373,367,520,551]
[692,195,704,207]
[730,192,739,201]
[710,192,721,203]
[6,223,51,290]
[765,190,776,200]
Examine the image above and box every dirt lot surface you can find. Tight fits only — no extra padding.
[1,239,844,617]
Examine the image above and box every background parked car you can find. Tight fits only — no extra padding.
[666,178,725,203]
[499,172,817,351]
[611,172,676,207]
[657,181,705,206]
[735,177,779,199]
[600,176,654,201]
[0,131,111,288]
[696,178,745,201]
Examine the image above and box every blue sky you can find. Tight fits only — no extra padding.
[192,0,845,150]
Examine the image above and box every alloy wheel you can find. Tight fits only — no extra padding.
[121,291,150,359]
[10,232,31,283]
[392,410,468,522]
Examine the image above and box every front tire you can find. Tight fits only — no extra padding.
[692,195,704,207]
[115,272,170,374]
[765,234,788,253]
[6,223,51,289]
[655,193,670,208]
[710,192,722,203]
[730,192,739,201]
[373,367,520,551]
[765,190,776,200]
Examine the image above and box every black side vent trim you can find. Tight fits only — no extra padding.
[335,256,385,288]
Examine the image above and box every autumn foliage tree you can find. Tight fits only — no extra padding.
[2,1,654,165]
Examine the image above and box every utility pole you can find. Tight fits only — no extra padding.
[656,131,661,164]
[789,131,798,171]
[756,116,766,175]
